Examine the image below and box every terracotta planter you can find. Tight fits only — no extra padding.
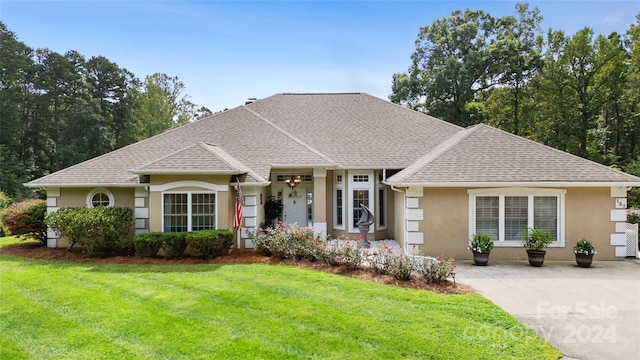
[472,252,490,266]
[575,253,594,268]
[526,249,546,267]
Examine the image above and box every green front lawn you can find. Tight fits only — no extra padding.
[0,244,561,359]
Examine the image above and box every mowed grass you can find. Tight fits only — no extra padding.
[0,242,561,359]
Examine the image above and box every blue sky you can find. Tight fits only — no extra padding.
[2,1,639,112]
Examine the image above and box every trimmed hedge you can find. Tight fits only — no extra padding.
[162,233,188,259]
[133,229,233,259]
[45,207,134,257]
[132,232,165,257]
[186,229,234,259]
[2,199,47,244]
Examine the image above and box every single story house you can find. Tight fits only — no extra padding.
[27,93,640,260]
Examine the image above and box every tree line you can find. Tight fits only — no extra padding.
[0,22,212,200]
[391,3,640,181]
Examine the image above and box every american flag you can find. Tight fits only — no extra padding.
[233,183,243,230]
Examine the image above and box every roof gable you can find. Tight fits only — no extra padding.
[387,124,640,185]
[132,142,249,174]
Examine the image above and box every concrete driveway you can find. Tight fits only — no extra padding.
[455,259,640,360]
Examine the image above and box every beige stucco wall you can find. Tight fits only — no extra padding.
[415,186,618,261]
[57,187,135,209]
[392,187,405,245]
[53,187,136,248]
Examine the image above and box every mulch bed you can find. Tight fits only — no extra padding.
[0,241,473,294]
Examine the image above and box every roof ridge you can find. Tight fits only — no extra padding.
[243,106,338,166]
[199,142,268,183]
[476,124,640,181]
[390,125,481,182]
[199,142,247,172]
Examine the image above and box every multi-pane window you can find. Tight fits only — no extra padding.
[336,189,343,226]
[86,188,114,208]
[334,172,345,229]
[505,196,528,241]
[378,188,386,227]
[352,175,369,183]
[352,189,369,228]
[470,189,565,246]
[91,192,111,207]
[534,196,558,240]
[475,196,499,240]
[191,193,216,231]
[163,192,216,232]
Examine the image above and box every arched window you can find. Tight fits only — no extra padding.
[86,188,115,207]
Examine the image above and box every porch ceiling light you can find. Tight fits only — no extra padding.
[285,175,301,189]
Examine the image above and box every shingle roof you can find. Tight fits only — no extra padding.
[26,94,640,187]
[386,124,640,185]
[132,142,248,173]
[246,93,462,168]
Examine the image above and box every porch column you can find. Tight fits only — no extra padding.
[313,167,327,237]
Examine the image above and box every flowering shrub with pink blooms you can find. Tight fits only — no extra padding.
[322,238,363,269]
[250,227,456,284]
[249,222,323,260]
[415,256,456,284]
[386,253,414,281]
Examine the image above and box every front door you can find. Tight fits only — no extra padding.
[283,186,307,226]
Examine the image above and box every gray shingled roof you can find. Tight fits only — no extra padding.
[26,94,640,187]
[132,142,248,174]
[386,124,640,185]
[247,93,462,168]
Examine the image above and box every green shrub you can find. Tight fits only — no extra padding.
[46,207,134,257]
[162,232,187,259]
[186,229,234,259]
[133,232,165,257]
[2,199,47,244]
[0,191,12,234]
[522,227,554,251]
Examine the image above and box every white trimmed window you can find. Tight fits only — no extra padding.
[377,170,387,229]
[86,188,114,207]
[163,192,216,232]
[333,171,345,229]
[468,188,565,246]
[348,171,374,233]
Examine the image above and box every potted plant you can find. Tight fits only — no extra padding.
[522,228,554,267]
[469,233,494,266]
[573,239,596,268]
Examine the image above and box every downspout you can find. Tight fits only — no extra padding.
[388,184,406,251]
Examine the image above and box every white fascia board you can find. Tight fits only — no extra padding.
[383,181,640,188]
[129,169,241,175]
[270,164,337,169]
[24,183,145,188]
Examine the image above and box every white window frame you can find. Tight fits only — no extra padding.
[468,188,566,247]
[86,188,115,208]
[376,170,387,230]
[162,191,217,232]
[333,171,345,230]
[348,170,374,233]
